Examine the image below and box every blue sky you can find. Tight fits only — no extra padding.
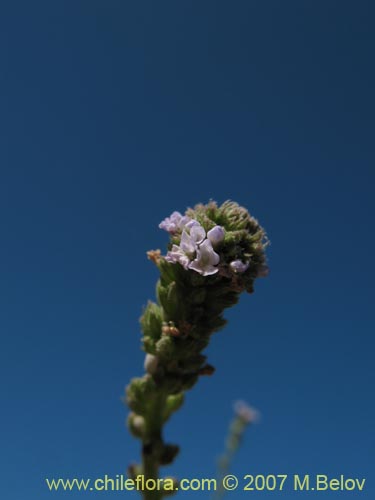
[1,1,374,498]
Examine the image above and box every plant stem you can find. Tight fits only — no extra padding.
[141,393,166,500]
[142,453,161,500]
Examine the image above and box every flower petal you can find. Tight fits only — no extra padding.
[166,245,191,269]
[189,223,206,244]
[159,211,191,233]
[199,239,220,266]
[207,226,225,246]
[189,261,218,276]
[188,239,220,275]
[179,230,197,256]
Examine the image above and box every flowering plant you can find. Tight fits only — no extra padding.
[126,200,268,499]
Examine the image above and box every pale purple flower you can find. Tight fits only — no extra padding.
[166,230,197,269]
[164,218,222,276]
[207,225,225,246]
[189,239,220,276]
[166,244,191,269]
[234,400,260,424]
[230,259,249,273]
[159,211,191,233]
[179,230,197,256]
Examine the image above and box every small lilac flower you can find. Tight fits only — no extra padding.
[183,219,205,242]
[166,230,198,269]
[189,239,220,276]
[179,230,197,256]
[207,225,225,246]
[165,245,191,269]
[230,259,249,273]
[234,400,260,424]
[159,211,191,233]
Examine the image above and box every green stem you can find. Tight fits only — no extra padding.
[141,393,166,500]
[142,453,161,500]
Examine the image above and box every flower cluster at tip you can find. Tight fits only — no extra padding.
[160,214,225,276]
[159,200,268,285]
[128,199,269,402]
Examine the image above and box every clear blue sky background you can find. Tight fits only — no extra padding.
[1,1,374,499]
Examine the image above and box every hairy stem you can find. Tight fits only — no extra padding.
[141,393,166,500]
[142,454,161,500]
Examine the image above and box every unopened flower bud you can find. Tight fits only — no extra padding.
[144,353,158,375]
[207,225,225,246]
[128,412,145,438]
[133,414,145,429]
[162,322,180,337]
[230,259,249,273]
